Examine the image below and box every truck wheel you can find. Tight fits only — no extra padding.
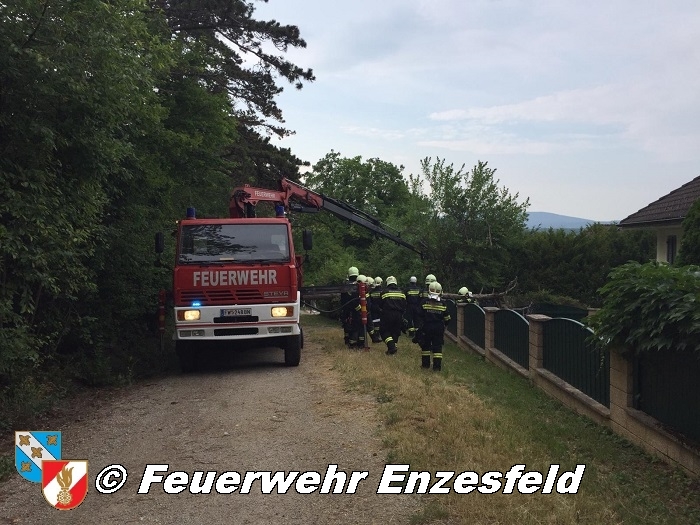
[284,332,301,367]
[176,341,198,373]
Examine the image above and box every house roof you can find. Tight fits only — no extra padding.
[619,175,700,228]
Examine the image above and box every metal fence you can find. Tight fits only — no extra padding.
[446,300,458,336]
[454,304,698,445]
[493,309,530,369]
[543,318,610,407]
[636,349,700,443]
[463,303,485,348]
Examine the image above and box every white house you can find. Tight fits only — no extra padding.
[619,176,700,263]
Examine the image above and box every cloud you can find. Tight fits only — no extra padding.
[426,72,700,160]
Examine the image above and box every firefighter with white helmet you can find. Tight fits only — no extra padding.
[420,274,437,302]
[379,276,407,355]
[368,276,384,343]
[363,276,378,344]
[404,275,421,336]
[417,281,450,371]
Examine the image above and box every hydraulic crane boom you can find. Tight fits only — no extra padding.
[229,177,423,257]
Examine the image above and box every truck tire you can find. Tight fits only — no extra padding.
[284,331,302,367]
[176,341,198,373]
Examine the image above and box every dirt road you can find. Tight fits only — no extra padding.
[0,334,420,524]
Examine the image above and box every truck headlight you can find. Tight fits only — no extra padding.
[177,309,201,321]
[271,306,293,317]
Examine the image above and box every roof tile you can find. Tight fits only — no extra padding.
[619,175,700,227]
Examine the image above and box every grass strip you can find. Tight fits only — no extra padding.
[302,314,700,524]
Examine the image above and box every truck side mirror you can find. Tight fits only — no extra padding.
[155,232,165,254]
[303,229,312,251]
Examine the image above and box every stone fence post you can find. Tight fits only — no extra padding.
[526,314,551,378]
[456,304,464,341]
[483,307,498,360]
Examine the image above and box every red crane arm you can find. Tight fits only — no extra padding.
[229,178,323,218]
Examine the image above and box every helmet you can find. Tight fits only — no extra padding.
[425,274,436,285]
[386,276,398,286]
[410,276,417,283]
[458,286,469,296]
[428,281,442,298]
[374,276,383,286]
[348,266,359,278]
[366,276,375,287]
[357,274,367,284]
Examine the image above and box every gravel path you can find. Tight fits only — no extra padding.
[0,333,420,524]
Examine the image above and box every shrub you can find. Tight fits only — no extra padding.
[586,261,700,354]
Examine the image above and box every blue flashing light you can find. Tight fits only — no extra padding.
[191,301,202,307]
[186,207,196,219]
[274,204,286,217]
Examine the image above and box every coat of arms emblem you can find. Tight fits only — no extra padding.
[14,431,62,483]
[41,460,88,510]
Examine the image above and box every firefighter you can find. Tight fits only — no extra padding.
[365,277,377,344]
[341,266,359,345]
[420,274,437,303]
[379,276,406,355]
[417,281,451,371]
[404,275,421,337]
[457,286,476,305]
[349,275,368,348]
[368,276,384,343]
[412,274,436,345]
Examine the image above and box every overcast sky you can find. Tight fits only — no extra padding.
[254,0,700,221]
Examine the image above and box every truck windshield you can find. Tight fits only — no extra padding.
[178,224,291,264]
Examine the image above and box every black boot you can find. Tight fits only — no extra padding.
[386,340,397,355]
[432,357,442,371]
[421,352,431,368]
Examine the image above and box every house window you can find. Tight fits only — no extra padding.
[666,235,677,264]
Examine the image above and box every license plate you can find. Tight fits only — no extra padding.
[221,308,252,317]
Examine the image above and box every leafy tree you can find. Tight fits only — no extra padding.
[0,0,316,426]
[677,199,700,265]
[296,152,421,285]
[408,158,529,292]
[0,0,178,422]
[156,0,315,177]
[304,151,411,216]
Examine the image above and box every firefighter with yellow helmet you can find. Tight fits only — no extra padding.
[341,266,359,346]
[379,276,407,355]
[417,281,450,371]
[457,286,476,305]
[349,274,368,348]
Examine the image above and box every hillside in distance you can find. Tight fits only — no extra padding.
[526,211,617,230]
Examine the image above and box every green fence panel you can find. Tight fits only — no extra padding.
[446,300,458,336]
[636,350,700,443]
[543,318,610,407]
[493,310,529,369]
[463,303,485,348]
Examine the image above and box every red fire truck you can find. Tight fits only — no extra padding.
[156,177,421,372]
